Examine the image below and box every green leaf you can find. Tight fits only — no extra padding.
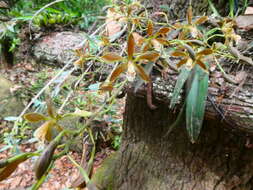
[186,65,209,143]
[207,0,221,17]
[63,109,93,118]
[170,66,191,109]
[229,0,235,17]
[205,27,222,37]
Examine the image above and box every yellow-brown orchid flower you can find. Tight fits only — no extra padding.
[24,98,92,142]
[174,6,208,39]
[73,42,95,68]
[23,99,61,142]
[220,18,241,45]
[171,45,213,71]
[100,32,160,92]
[137,19,171,52]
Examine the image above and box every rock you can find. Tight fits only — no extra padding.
[32,31,113,77]
[33,31,86,67]
[0,76,24,119]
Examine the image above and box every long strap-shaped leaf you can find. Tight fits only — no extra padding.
[186,65,209,143]
[170,66,191,109]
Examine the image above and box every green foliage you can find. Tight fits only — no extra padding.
[31,72,49,92]
[0,0,109,54]
[111,135,121,150]
[208,0,248,17]
[8,0,109,29]
[186,65,209,143]
[169,67,191,109]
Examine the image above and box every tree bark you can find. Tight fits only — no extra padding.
[111,92,253,190]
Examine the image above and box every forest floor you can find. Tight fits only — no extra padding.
[0,62,125,190]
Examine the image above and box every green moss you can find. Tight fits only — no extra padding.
[91,152,119,190]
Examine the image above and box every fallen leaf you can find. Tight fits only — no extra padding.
[235,15,253,30]
[235,71,247,83]
[245,7,253,15]
[106,8,123,38]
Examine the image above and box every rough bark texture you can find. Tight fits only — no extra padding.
[112,92,253,190]
[150,56,253,134]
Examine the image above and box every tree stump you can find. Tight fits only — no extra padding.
[112,91,253,190]
[92,26,253,190]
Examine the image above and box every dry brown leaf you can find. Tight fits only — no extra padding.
[105,8,123,38]
[235,15,253,30]
[228,45,253,66]
[245,7,253,15]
